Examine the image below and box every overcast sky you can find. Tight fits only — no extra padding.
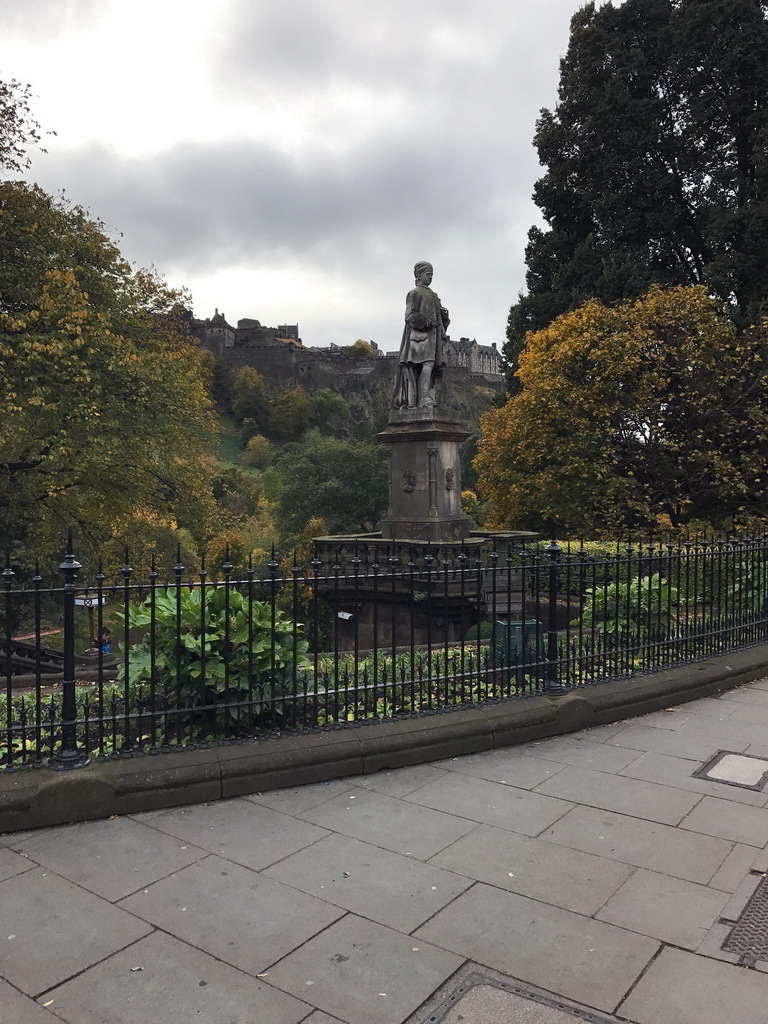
[0,0,589,350]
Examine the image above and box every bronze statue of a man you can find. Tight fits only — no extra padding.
[393,261,449,409]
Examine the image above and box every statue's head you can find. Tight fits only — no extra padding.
[414,261,433,285]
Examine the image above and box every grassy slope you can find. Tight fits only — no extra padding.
[217,412,243,465]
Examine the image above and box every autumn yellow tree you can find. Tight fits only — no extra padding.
[232,365,268,427]
[348,339,374,358]
[242,434,273,469]
[0,264,217,552]
[268,386,311,442]
[0,87,218,558]
[476,286,768,535]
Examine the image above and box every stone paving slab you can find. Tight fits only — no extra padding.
[0,867,152,996]
[673,696,738,719]
[347,763,449,798]
[750,844,768,873]
[266,912,463,1024]
[695,710,766,744]
[714,700,768,727]
[0,845,34,882]
[133,798,330,871]
[743,739,768,760]
[695,919,743,964]
[403,772,574,836]
[607,719,757,760]
[0,828,41,846]
[428,823,634,916]
[533,765,702,825]
[408,965,627,1024]
[628,709,695,731]
[42,929,310,1024]
[264,831,472,932]
[437,987,597,1024]
[463,987,623,1024]
[414,882,659,1013]
[618,751,768,806]
[6,677,768,1024]
[541,805,733,883]
[708,842,762,892]
[0,979,61,1024]
[434,749,568,789]
[118,855,344,975]
[703,751,768,786]
[594,868,728,949]
[719,873,763,923]
[11,817,207,901]
[297,787,476,859]
[576,722,634,741]
[679,794,768,846]
[518,735,644,773]
[619,946,768,1024]
[245,779,354,814]
[719,685,768,707]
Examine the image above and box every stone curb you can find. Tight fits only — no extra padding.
[1,644,766,833]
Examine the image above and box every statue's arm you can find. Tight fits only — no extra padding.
[440,305,450,329]
[405,288,430,331]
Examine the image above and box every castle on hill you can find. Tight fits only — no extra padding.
[192,310,504,392]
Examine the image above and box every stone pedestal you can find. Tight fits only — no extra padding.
[377,408,472,543]
[313,405,536,651]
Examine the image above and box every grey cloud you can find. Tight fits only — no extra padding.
[36,119,534,275]
[217,1,446,89]
[28,123,535,342]
[15,0,583,342]
[0,0,102,39]
[214,0,574,139]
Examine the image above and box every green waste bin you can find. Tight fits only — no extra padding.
[492,620,543,668]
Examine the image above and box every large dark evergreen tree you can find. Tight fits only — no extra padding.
[505,0,768,390]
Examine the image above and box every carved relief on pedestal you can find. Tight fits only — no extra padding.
[427,448,439,517]
[385,449,393,517]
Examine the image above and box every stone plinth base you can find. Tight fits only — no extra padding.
[378,413,472,543]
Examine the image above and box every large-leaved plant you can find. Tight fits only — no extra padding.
[117,586,310,728]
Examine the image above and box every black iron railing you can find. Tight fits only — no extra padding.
[3,533,768,769]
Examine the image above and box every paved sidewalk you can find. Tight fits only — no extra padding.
[4,682,768,1024]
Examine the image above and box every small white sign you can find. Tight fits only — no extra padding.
[75,596,107,607]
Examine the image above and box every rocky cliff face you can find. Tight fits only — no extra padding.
[343,374,498,442]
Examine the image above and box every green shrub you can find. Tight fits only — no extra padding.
[242,434,273,469]
[464,620,494,641]
[117,586,310,728]
[574,573,684,637]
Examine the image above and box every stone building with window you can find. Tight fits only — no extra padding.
[442,336,502,377]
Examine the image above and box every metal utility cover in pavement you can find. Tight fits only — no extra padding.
[723,877,768,963]
[408,966,623,1024]
[694,750,768,791]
